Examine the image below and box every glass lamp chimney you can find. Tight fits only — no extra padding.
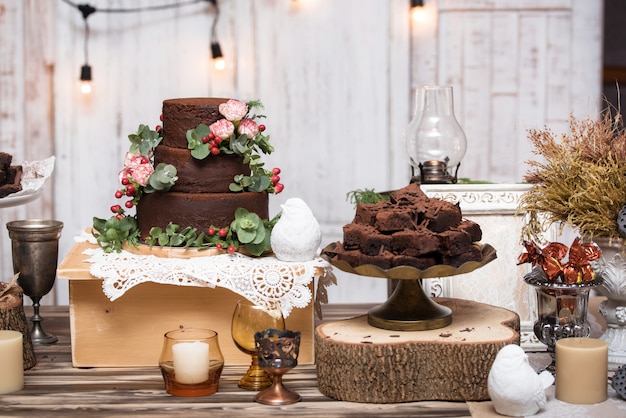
[403,85,467,184]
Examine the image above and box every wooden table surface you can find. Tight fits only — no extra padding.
[2,304,624,417]
[1,304,478,417]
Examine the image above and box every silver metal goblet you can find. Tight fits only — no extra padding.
[6,219,63,345]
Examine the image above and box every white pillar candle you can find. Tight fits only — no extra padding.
[555,337,608,404]
[0,330,24,394]
[172,341,210,384]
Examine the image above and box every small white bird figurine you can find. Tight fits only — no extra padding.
[488,344,554,417]
[270,198,322,262]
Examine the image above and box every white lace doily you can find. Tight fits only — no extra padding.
[82,243,334,318]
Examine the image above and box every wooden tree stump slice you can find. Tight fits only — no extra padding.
[315,298,520,403]
[0,282,37,369]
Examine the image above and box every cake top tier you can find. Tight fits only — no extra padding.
[162,98,229,148]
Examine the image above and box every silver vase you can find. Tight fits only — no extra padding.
[524,267,602,374]
[6,219,63,345]
[591,237,626,365]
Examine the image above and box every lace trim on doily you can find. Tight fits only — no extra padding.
[82,246,335,318]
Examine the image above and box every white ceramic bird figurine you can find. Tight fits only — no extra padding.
[488,344,554,417]
[270,198,322,262]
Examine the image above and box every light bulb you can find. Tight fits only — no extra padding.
[213,57,225,71]
[411,7,426,22]
[80,81,92,94]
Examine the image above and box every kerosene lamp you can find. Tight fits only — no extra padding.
[403,85,467,184]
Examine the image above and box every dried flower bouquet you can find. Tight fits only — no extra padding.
[519,109,626,242]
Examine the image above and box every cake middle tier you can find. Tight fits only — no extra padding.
[154,146,250,193]
[136,190,269,240]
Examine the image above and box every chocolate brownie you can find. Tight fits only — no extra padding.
[327,183,484,270]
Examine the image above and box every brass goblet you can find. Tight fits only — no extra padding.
[6,220,63,345]
[254,328,301,405]
[231,299,285,390]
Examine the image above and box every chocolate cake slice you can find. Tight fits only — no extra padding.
[0,152,22,198]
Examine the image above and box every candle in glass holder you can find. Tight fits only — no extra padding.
[159,328,224,397]
[172,341,210,384]
[0,330,24,394]
[555,338,608,404]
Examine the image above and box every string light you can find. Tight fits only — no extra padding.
[60,0,223,91]
[211,42,225,71]
[80,64,92,94]
[77,3,95,94]
[207,0,225,70]
[410,0,426,22]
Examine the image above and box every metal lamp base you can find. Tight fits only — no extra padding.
[411,161,460,184]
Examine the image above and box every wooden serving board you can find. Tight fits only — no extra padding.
[315,298,520,403]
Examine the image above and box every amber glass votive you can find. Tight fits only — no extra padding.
[159,328,224,397]
[555,338,608,404]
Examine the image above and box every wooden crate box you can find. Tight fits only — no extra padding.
[58,243,314,368]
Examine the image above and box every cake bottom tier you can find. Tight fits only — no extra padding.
[136,190,269,240]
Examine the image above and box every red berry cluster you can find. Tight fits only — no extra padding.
[201,132,223,156]
[206,226,236,253]
[111,176,139,219]
[271,167,284,194]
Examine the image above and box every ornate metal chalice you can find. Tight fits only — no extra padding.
[254,328,301,405]
[6,219,63,345]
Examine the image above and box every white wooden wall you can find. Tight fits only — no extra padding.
[0,0,603,305]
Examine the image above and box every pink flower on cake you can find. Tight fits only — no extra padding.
[219,99,248,121]
[210,119,235,140]
[237,118,259,138]
[131,162,155,186]
[118,152,154,186]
